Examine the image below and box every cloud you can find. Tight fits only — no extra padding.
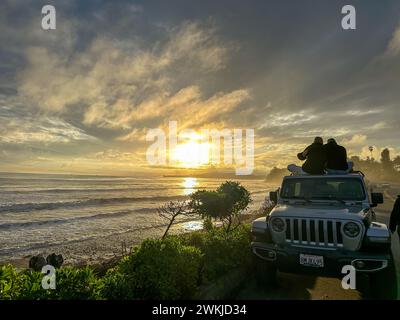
[370,121,388,131]
[17,22,231,122]
[345,109,381,117]
[383,25,400,58]
[1,1,400,174]
[0,107,96,144]
[261,111,317,128]
[341,134,367,147]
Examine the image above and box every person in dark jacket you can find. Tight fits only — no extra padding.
[324,138,350,174]
[292,137,327,175]
[389,195,400,236]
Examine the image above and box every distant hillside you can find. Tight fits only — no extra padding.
[265,167,288,182]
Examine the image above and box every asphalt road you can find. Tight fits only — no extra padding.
[237,184,400,300]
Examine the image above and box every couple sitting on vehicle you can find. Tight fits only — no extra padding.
[288,137,353,175]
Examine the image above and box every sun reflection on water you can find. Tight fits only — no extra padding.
[182,177,198,195]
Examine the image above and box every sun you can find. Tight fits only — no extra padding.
[171,141,210,168]
[182,177,198,195]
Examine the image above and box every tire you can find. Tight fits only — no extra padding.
[252,255,277,287]
[369,257,398,299]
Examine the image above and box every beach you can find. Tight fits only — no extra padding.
[0,173,276,268]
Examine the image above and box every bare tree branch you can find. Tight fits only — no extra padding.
[157,201,193,239]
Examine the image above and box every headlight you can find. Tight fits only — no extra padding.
[271,218,285,233]
[343,222,360,238]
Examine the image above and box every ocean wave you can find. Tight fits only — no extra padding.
[0,195,187,213]
[250,189,269,195]
[0,217,198,256]
[0,207,159,230]
[0,186,209,194]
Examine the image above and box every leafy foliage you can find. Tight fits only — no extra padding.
[1,224,253,300]
[179,224,252,282]
[190,181,251,232]
[0,264,22,299]
[100,266,134,300]
[117,238,202,299]
[0,265,101,300]
[49,267,101,300]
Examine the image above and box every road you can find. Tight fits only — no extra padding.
[237,184,400,300]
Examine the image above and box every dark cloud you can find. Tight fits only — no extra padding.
[1,0,400,172]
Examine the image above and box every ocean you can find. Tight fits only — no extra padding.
[0,172,276,265]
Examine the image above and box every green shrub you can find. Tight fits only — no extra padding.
[0,264,22,300]
[1,223,252,300]
[0,265,51,300]
[180,224,252,282]
[100,267,134,300]
[17,270,51,300]
[202,217,214,232]
[1,265,101,300]
[118,238,203,299]
[190,181,252,232]
[48,267,101,300]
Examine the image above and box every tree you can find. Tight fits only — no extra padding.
[157,201,192,239]
[381,148,394,176]
[189,181,251,232]
[381,148,391,164]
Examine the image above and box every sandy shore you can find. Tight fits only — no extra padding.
[1,212,262,270]
[0,219,202,269]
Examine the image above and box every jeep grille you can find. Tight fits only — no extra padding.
[284,218,343,248]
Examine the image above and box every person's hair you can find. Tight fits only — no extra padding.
[327,138,336,144]
[314,137,323,144]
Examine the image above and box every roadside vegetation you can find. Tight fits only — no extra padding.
[0,181,254,300]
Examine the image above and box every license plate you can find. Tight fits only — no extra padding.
[299,254,324,268]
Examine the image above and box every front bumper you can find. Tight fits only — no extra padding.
[251,241,392,276]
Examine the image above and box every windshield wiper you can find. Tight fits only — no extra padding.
[325,196,346,204]
[290,196,312,203]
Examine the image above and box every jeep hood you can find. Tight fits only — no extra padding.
[270,203,367,221]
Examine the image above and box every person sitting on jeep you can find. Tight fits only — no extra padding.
[288,137,327,175]
[323,138,352,174]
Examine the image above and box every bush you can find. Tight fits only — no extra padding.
[0,264,22,299]
[190,181,251,232]
[180,224,252,282]
[1,224,252,300]
[47,267,101,300]
[100,267,134,300]
[17,270,50,300]
[0,265,101,300]
[116,238,203,299]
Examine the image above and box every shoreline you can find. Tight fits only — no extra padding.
[1,212,263,271]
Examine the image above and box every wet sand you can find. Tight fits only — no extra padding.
[1,220,194,269]
[1,213,260,270]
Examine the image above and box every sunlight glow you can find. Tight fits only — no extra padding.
[172,141,210,168]
[182,177,198,195]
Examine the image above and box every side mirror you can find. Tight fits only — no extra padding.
[371,192,383,207]
[269,191,278,204]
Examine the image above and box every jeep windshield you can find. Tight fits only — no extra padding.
[280,177,366,201]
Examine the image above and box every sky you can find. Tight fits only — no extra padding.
[1,0,400,176]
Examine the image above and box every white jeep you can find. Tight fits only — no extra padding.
[251,173,398,299]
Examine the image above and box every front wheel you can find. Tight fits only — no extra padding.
[252,255,277,287]
[369,259,398,299]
